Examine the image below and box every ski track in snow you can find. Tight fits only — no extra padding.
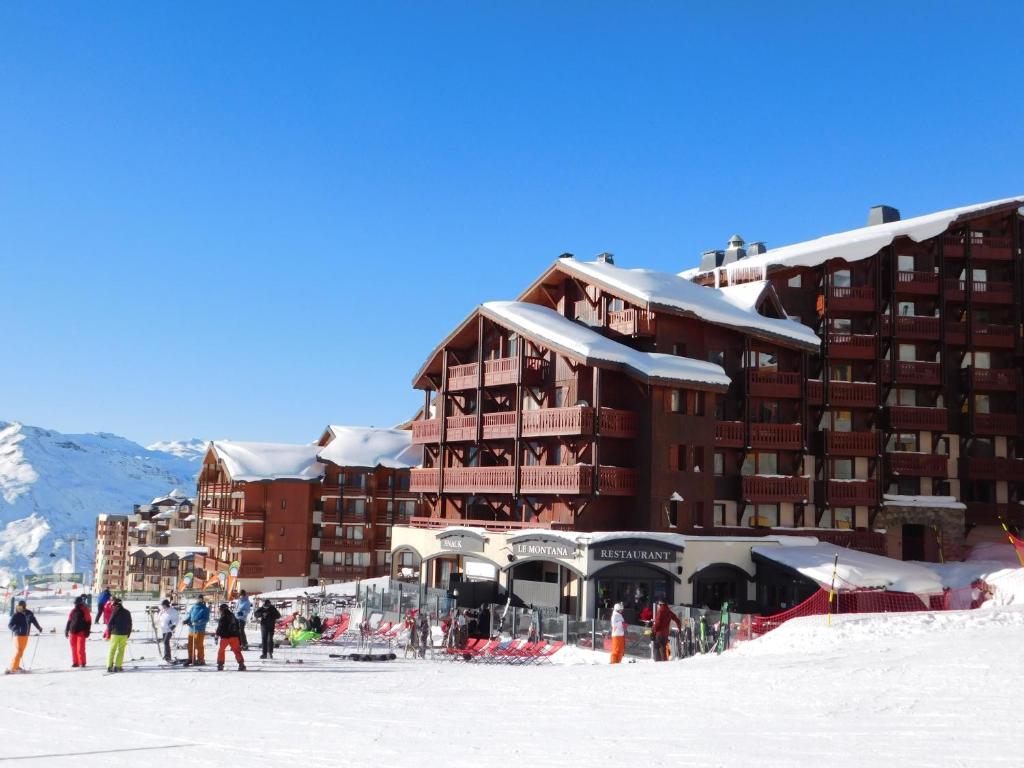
[0,601,1019,767]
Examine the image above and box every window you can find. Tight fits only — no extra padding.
[672,343,687,357]
[713,452,724,476]
[898,344,916,362]
[831,318,852,333]
[891,433,917,452]
[666,498,678,528]
[741,504,778,528]
[669,389,686,414]
[399,500,416,517]
[279,526,285,536]
[897,301,914,317]
[822,507,854,530]
[741,452,778,476]
[277,553,284,564]
[788,275,802,288]
[671,445,686,471]
[692,447,705,472]
[974,394,990,414]
[344,525,364,541]
[347,499,366,517]
[280,499,287,510]
[897,254,915,272]
[694,391,706,416]
[832,270,851,288]
[833,411,852,432]
[708,350,725,367]
[713,503,726,526]
[832,459,853,480]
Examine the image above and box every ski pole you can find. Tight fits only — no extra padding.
[26,634,41,672]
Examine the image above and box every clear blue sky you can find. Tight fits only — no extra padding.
[2,3,1023,446]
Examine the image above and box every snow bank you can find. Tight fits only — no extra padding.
[210,440,324,482]
[981,568,1024,606]
[482,301,731,388]
[317,425,421,470]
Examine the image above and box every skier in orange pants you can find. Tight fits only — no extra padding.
[610,602,626,664]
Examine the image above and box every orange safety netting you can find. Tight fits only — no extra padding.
[751,583,989,637]
[1007,531,1024,566]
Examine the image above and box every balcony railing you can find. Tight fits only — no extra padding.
[747,370,802,398]
[972,322,1017,348]
[411,419,440,445]
[741,475,809,503]
[828,286,875,312]
[319,537,368,551]
[319,564,372,580]
[238,563,264,578]
[827,479,878,506]
[888,452,949,477]
[714,421,744,447]
[943,235,1013,261]
[825,431,879,457]
[887,406,948,432]
[961,457,1024,481]
[972,413,1019,436]
[967,368,1018,391]
[806,380,876,408]
[827,333,876,359]
[884,360,942,387]
[608,308,656,337]
[881,315,940,341]
[522,407,593,438]
[446,356,547,391]
[750,423,803,450]
[422,406,639,444]
[895,270,940,295]
[945,278,1015,304]
[409,465,636,495]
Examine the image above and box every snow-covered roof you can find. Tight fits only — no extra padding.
[711,196,1024,279]
[150,488,191,505]
[151,511,173,520]
[317,426,421,470]
[718,280,770,312]
[752,542,946,594]
[482,301,731,389]
[210,441,325,483]
[552,258,820,349]
[129,546,205,558]
[882,494,966,510]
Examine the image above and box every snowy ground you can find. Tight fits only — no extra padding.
[1,599,1021,767]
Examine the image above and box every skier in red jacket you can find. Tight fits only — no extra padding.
[651,601,681,662]
[64,596,93,668]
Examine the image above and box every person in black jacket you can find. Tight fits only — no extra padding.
[65,596,93,668]
[213,603,246,671]
[7,601,43,674]
[253,599,281,659]
[105,597,133,673]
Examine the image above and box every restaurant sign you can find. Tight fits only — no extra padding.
[593,540,679,563]
[512,541,576,559]
[438,532,484,554]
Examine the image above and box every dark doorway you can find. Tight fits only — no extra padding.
[692,565,750,611]
[902,524,926,561]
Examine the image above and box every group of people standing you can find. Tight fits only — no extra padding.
[609,600,682,664]
[7,588,287,674]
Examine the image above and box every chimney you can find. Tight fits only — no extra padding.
[868,205,900,226]
[558,252,574,260]
[699,250,724,271]
[747,241,766,256]
[596,252,615,265]
[721,234,747,266]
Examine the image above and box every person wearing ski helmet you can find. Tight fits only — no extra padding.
[610,602,626,664]
[105,597,133,673]
[7,601,43,674]
[214,603,246,671]
[65,595,93,668]
[183,595,211,666]
[157,599,179,662]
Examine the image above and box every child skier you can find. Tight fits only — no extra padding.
[214,603,246,671]
[7,600,43,674]
[65,596,93,668]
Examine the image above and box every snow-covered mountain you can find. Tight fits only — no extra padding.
[0,421,201,585]
[146,438,207,462]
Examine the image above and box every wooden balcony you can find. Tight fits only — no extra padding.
[967,369,1016,392]
[971,322,1017,349]
[410,465,636,495]
[237,537,263,548]
[884,360,942,387]
[319,564,371,580]
[200,532,220,549]
[886,406,948,432]
[971,413,1019,436]
[750,423,803,450]
[828,286,875,312]
[827,479,878,506]
[945,278,1015,305]
[881,315,940,341]
[411,419,440,445]
[320,510,340,525]
[238,563,264,578]
[943,235,1013,261]
[895,270,939,295]
[429,406,639,443]
[714,421,744,448]
[960,457,1024,482]
[608,308,656,337]
[747,370,802,398]
[824,431,879,457]
[319,537,367,552]
[446,356,547,391]
[888,452,949,477]
[741,475,809,503]
[806,380,876,408]
[827,333,876,359]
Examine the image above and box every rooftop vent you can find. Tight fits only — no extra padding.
[699,249,724,271]
[721,234,747,266]
[868,205,900,226]
[747,241,766,256]
[596,252,615,265]
[558,252,574,260]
